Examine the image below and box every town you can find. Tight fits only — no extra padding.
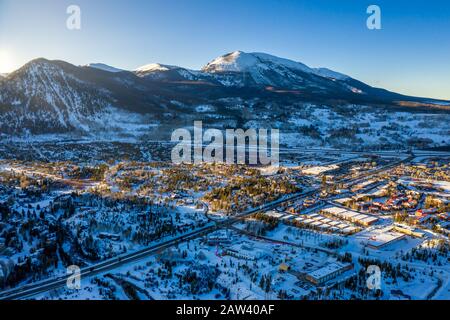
[0,142,448,300]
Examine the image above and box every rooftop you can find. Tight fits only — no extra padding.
[307,262,351,280]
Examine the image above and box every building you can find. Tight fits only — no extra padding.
[415,208,438,217]
[207,230,231,245]
[98,232,121,241]
[366,229,406,249]
[306,262,353,285]
[279,263,290,272]
[321,206,379,226]
[224,244,266,261]
[393,224,425,238]
[263,210,285,219]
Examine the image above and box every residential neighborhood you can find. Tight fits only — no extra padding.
[0,144,448,300]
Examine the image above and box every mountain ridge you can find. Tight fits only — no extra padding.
[8,53,447,103]
[0,52,449,149]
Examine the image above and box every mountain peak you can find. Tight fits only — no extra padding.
[85,63,124,73]
[202,51,260,73]
[133,63,196,80]
[201,51,350,81]
[25,57,53,67]
[11,58,64,77]
[29,57,50,63]
[201,51,318,76]
[134,63,178,73]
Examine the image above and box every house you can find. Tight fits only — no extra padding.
[438,212,450,221]
[415,208,437,217]
[279,263,290,272]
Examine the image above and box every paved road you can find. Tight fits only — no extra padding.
[0,154,417,300]
[0,188,319,300]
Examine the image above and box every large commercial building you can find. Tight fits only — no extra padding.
[366,229,406,249]
[321,206,379,226]
[305,262,353,285]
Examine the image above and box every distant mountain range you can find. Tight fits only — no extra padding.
[0,51,448,149]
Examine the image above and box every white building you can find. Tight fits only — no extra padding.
[306,262,353,285]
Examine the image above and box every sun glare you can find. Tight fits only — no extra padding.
[0,50,15,74]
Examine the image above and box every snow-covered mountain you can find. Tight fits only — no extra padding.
[85,63,124,73]
[0,59,118,134]
[133,63,201,81]
[128,51,371,96]
[199,51,372,94]
[203,51,317,75]
[202,51,349,83]
[135,63,176,73]
[0,58,167,134]
[0,52,448,148]
[134,51,356,90]
[202,51,349,82]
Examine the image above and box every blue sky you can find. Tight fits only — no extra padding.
[1,0,449,99]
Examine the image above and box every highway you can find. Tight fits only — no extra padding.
[0,153,420,300]
[0,187,319,300]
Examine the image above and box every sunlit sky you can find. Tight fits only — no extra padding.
[1,0,449,99]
